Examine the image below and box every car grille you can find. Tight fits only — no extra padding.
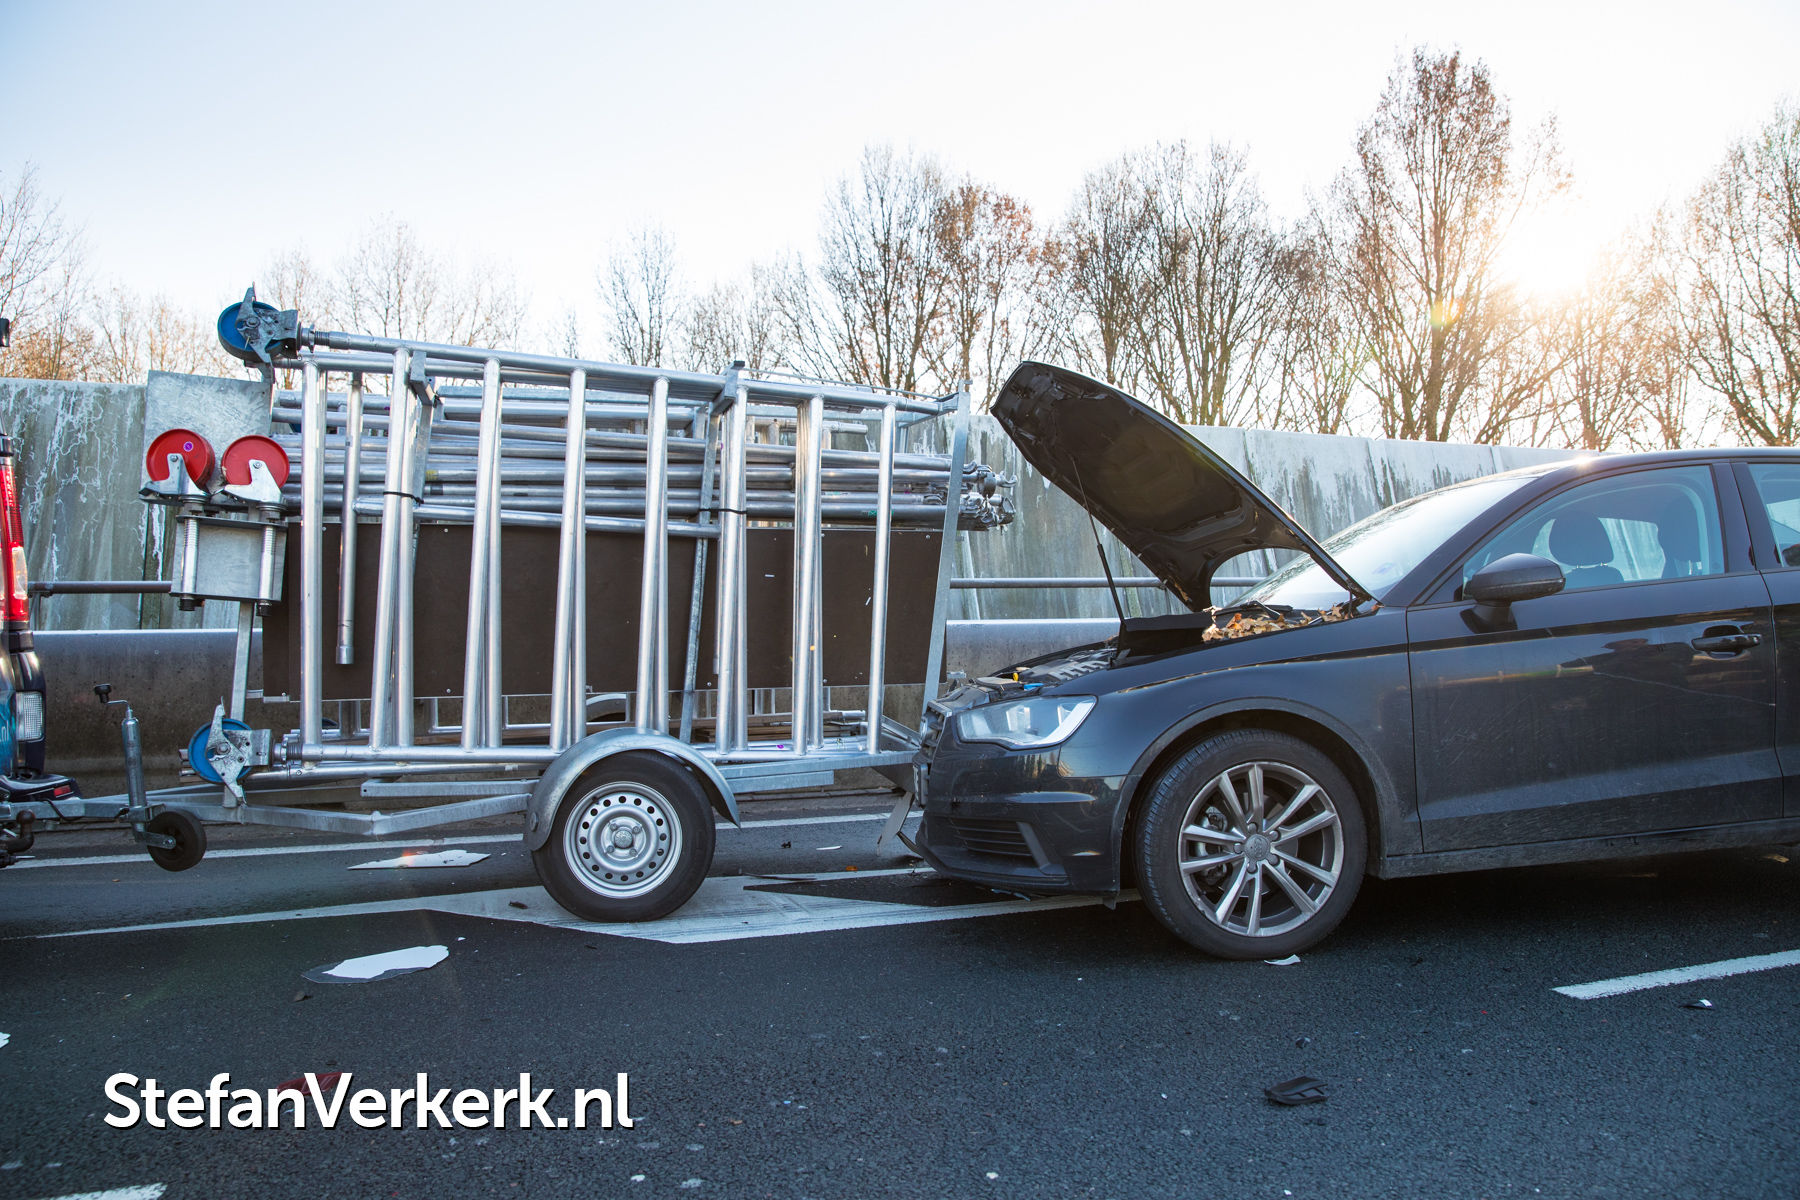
[946,817,1034,861]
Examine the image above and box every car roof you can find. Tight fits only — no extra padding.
[1516,447,1800,489]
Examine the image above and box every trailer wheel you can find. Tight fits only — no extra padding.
[532,752,714,922]
[145,810,206,872]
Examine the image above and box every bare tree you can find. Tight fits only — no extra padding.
[1677,101,1800,445]
[556,308,583,359]
[1534,234,1693,450]
[1335,48,1569,442]
[601,225,682,367]
[338,217,526,347]
[778,145,950,392]
[0,165,94,380]
[1051,156,1152,393]
[928,180,1050,407]
[1130,142,1286,426]
[259,246,334,326]
[681,265,786,374]
[92,287,237,381]
[1267,210,1366,435]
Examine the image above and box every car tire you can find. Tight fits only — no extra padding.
[531,752,715,922]
[1133,729,1365,959]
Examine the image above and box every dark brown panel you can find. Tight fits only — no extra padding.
[265,524,942,701]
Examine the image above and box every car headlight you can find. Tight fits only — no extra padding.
[953,695,1095,749]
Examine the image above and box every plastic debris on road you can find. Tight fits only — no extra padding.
[304,944,449,984]
[1264,1076,1330,1105]
[1265,954,1302,966]
[349,849,490,870]
[0,1032,8,1050]
[1682,998,1715,1009]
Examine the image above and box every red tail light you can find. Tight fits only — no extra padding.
[0,446,29,626]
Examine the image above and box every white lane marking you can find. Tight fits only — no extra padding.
[349,849,489,870]
[576,881,1135,945]
[10,812,888,871]
[1554,948,1800,999]
[24,1186,167,1200]
[35,870,1131,944]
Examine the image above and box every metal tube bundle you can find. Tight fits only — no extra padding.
[259,332,976,774]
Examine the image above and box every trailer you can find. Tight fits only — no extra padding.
[8,291,1015,920]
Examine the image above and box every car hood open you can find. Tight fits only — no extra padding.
[991,362,1373,609]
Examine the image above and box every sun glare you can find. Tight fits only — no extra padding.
[1495,204,1609,299]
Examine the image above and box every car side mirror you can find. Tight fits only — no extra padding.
[1465,553,1566,606]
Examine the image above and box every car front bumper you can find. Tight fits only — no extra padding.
[912,736,1126,896]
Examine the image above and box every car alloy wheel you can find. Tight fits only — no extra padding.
[1134,729,1366,959]
[1177,760,1344,938]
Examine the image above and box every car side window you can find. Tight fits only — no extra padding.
[1744,464,1800,568]
[1460,466,1724,594]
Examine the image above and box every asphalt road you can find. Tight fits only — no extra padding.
[2,794,1798,1200]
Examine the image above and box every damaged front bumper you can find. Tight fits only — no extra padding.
[910,689,1126,896]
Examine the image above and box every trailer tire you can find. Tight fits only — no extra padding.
[532,751,714,922]
[145,810,206,872]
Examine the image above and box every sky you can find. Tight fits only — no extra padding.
[4,0,1798,347]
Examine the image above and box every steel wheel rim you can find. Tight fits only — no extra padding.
[1176,760,1344,938]
[564,783,682,900]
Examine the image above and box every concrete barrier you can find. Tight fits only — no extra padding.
[36,630,279,796]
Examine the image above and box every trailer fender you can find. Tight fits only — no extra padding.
[523,729,739,851]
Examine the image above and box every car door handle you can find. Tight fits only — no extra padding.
[1691,628,1762,654]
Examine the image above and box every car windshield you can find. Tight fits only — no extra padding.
[1237,470,1553,608]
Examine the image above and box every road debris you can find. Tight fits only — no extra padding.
[1202,600,1359,644]
[1682,998,1715,1010]
[292,992,309,1003]
[1265,954,1302,966]
[304,944,449,984]
[349,849,490,870]
[1264,1076,1330,1105]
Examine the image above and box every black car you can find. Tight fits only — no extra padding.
[913,362,1800,959]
